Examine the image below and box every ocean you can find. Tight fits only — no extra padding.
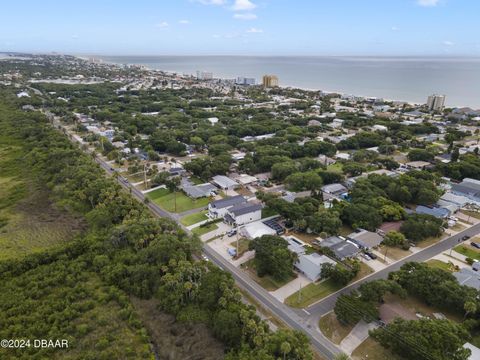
[98,56,480,109]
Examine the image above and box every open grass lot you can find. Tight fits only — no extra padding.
[147,188,210,213]
[380,245,412,261]
[285,262,373,308]
[318,312,354,344]
[426,259,455,272]
[192,222,218,236]
[230,237,251,258]
[0,142,85,261]
[180,210,208,226]
[352,337,404,360]
[241,259,297,291]
[416,233,446,248]
[285,278,342,308]
[454,244,480,260]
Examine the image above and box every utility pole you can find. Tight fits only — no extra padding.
[384,247,389,263]
[298,282,302,304]
[143,163,147,189]
[236,224,239,258]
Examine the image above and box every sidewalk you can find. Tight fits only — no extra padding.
[270,274,312,302]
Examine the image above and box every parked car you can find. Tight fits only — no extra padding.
[362,253,371,261]
[462,235,471,241]
[365,251,377,260]
[471,242,480,249]
[227,229,237,237]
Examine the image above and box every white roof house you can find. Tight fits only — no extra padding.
[208,117,219,125]
[296,253,336,281]
[212,175,239,190]
[241,221,277,239]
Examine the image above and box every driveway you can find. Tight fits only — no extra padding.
[339,320,378,354]
[270,274,312,302]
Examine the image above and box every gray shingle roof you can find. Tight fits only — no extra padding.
[229,202,262,216]
[210,195,246,209]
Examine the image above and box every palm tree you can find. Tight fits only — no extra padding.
[280,341,291,360]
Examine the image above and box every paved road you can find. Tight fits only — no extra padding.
[305,224,480,328]
[61,120,480,359]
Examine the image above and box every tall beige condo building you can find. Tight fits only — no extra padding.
[426,94,446,111]
[262,75,279,88]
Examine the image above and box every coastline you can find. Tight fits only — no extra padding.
[91,55,478,109]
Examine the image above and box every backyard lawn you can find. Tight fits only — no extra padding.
[147,188,210,213]
[326,162,343,172]
[454,244,480,261]
[180,210,208,226]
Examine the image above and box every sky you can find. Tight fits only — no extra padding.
[1,0,479,56]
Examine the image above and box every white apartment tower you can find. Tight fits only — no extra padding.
[427,94,446,111]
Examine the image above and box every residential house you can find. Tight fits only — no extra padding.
[415,205,452,219]
[454,268,480,291]
[208,195,246,219]
[182,181,217,199]
[451,178,480,203]
[285,237,336,281]
[347,229,383,249]
[322,183,348,198]
[321,236,360,260]
[224,202,263,226]
[212,175,239,190]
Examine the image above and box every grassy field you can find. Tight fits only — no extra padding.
[379,245,412,261]
[241,259,297,291]
[285,278,342,308]
[180,210,208,226]
[318,312,354,344]
[426,259,454,272]
[0,140,85,261]
[147,188,210,213]
[454,244,480,260]
[326,162,343,172]
[192,222,219,236]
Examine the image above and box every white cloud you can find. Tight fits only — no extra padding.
[193,0,225,5]
[391,26,399,31]
[246,27,263,33]
[155,21,169,28]
[417,0,440,7]
[233,13,257,20]
[179,19,190,24]
[232,0,256,11]
[443,40,454,46]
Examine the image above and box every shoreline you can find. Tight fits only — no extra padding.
[90,55,476,109]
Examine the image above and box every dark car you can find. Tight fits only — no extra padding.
[462,235,471,241]
[471,242,480,249]
[365,251,377,260]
